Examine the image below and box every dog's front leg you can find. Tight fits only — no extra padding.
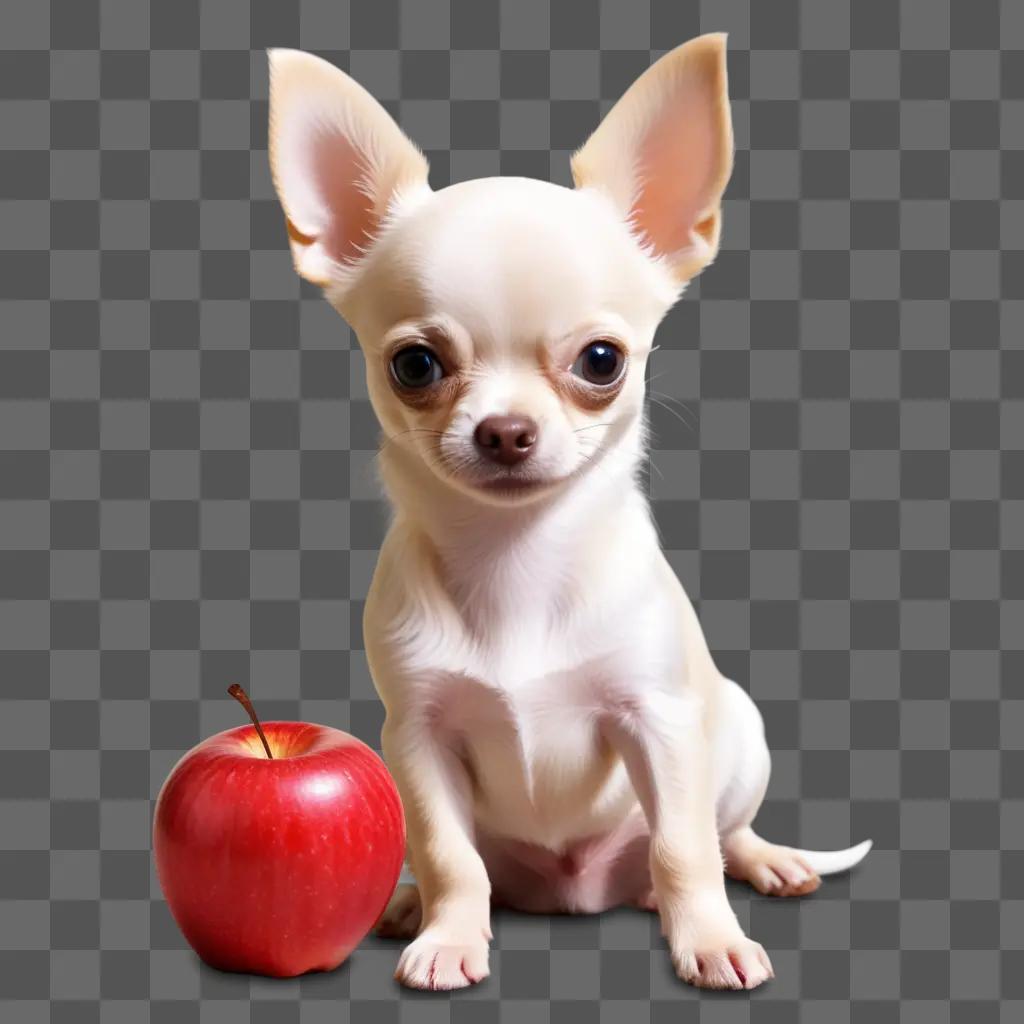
[604,688,773,990]
[381,709,492,990]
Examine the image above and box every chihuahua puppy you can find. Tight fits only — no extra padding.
[266,35,870,992]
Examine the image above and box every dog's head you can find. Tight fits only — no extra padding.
[268,36,732,505]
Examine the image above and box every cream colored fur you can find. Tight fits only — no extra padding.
[267,35,871,993]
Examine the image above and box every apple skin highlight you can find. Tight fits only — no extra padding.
[153,720,405,978]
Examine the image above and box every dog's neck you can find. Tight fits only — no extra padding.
[377,418,652,624]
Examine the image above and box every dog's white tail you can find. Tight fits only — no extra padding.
[793,839,873,876]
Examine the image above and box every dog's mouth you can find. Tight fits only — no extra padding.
[476,474,552,494]
[448,463,566,501]
[429,438,608,502]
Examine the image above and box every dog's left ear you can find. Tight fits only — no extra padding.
[571,33,733,284]
[267,49,431,287]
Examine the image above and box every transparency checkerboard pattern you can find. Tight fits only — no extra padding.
[1,0,1022,1019]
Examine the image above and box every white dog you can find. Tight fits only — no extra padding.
[266,35,870,992]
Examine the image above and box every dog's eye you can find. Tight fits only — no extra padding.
[571,341,625,386]
[391,345,445,389]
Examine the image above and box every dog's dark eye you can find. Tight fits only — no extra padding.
[391,346,444,389]
[571,341,625,386]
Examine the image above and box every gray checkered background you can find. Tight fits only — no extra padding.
[1,0,1022,1020]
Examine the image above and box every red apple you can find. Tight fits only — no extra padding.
[153,686,405,977]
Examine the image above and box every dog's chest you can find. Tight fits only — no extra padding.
[442,640,635,847]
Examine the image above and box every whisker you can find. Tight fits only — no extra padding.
[373,426,446,463]
[648,387,698,423]
[646,391,698,434]
[643,367,699,429]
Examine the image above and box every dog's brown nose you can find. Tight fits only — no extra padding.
[473,415,538,466]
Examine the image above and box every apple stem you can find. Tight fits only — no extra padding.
[228,684,274,759]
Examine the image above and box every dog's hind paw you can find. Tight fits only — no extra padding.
[632,887,658,911]
[723,829,821,898]
[374,883,422,939]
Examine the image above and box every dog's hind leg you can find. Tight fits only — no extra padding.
[715,678,871,897]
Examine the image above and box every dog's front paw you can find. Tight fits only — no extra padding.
[395,926,490,990]
[671,934,773,991]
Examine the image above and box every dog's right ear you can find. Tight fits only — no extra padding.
[267,49,430,287]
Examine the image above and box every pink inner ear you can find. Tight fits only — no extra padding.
[309,128,379,265]
[629,76,719,259]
